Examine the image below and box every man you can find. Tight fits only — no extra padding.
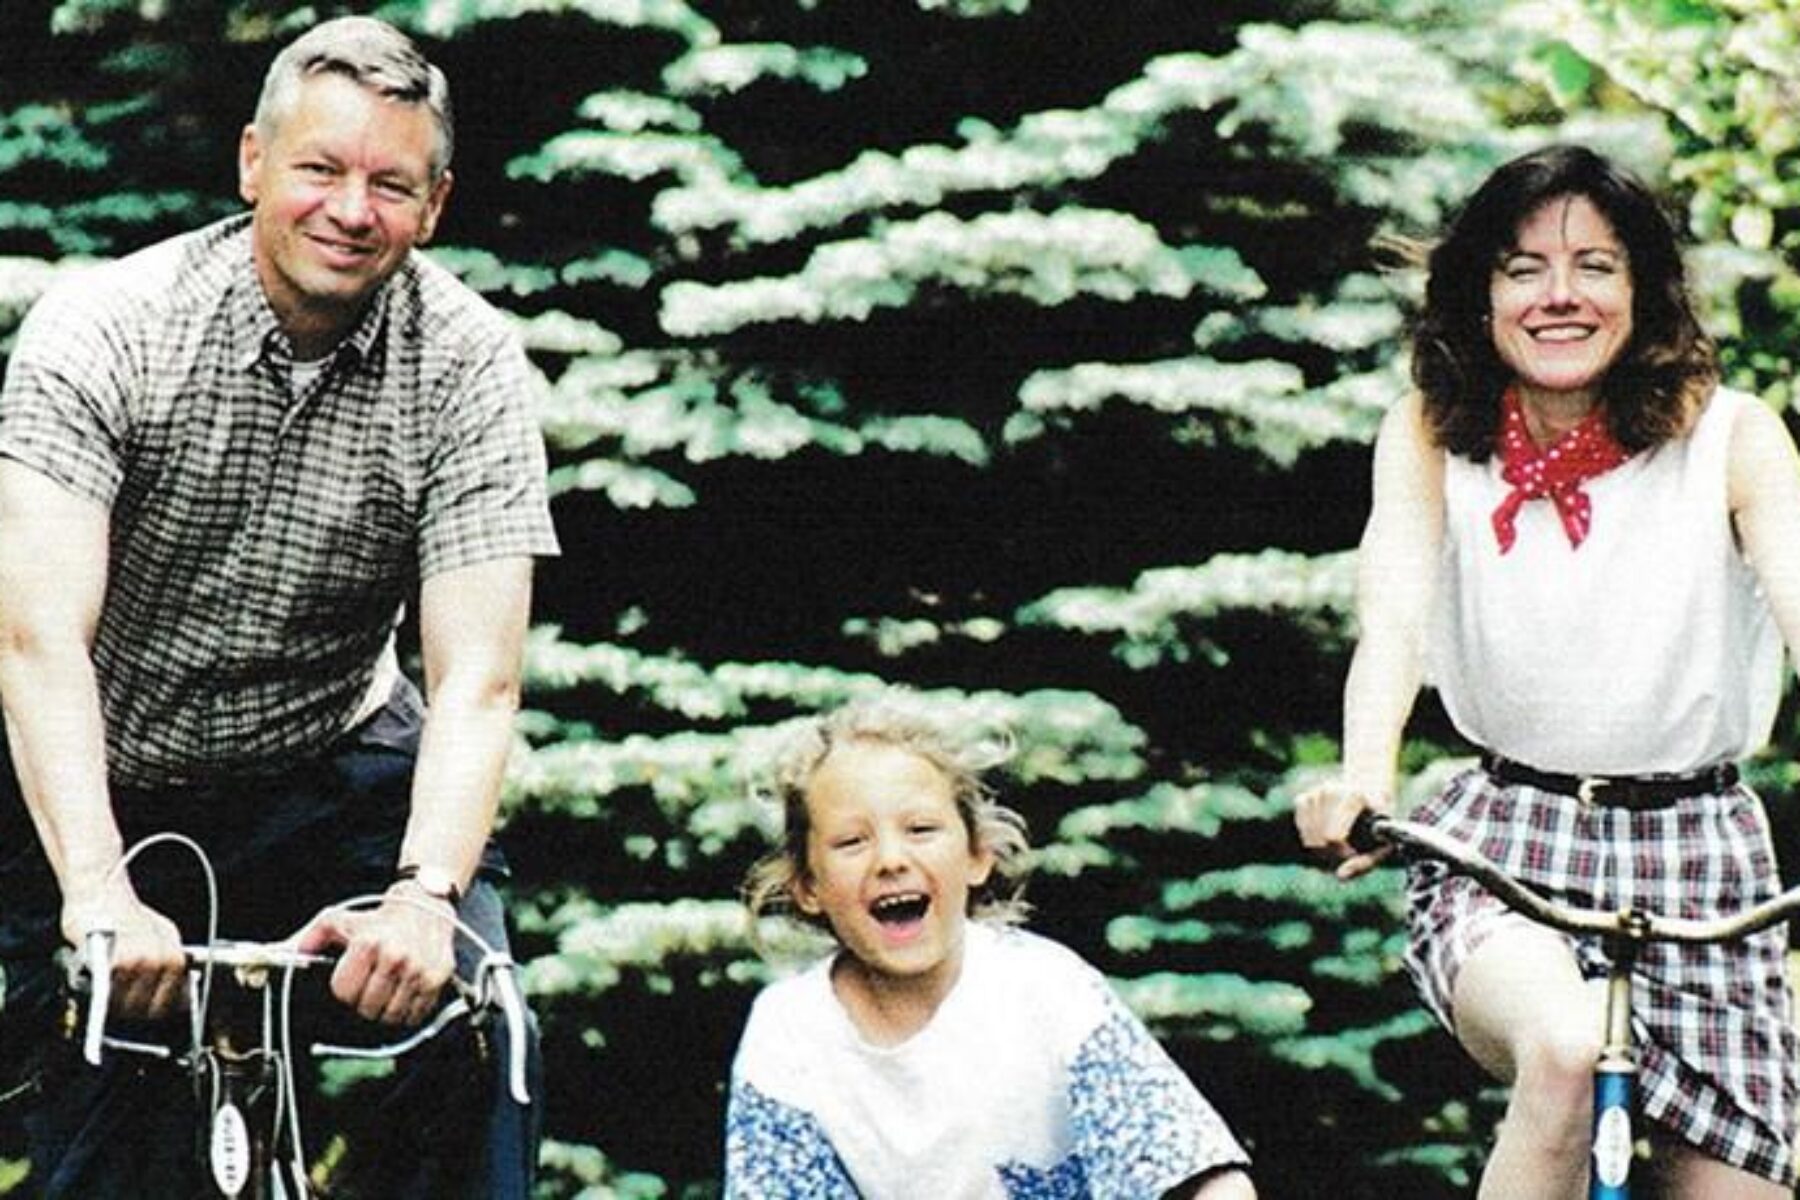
[0,16,558,1196]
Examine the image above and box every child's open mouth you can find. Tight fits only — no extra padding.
[869,892,930,927]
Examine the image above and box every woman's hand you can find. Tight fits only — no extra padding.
[1294,780,1392,880]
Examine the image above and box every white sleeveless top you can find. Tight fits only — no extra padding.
[1427,387,1784,775]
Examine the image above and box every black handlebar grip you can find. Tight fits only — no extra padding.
[1347,810,1388,856]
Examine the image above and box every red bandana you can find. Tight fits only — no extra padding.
[1491,387,1630,554]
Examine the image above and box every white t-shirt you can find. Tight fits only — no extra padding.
[1428,387,1783,775]
[724,923,1249,1199]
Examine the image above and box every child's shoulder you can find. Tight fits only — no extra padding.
[973,924,1117,1022]
[979,923,1092,974]
[745,953,837,1023]
[733,954,839,1075]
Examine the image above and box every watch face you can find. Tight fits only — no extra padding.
[406,866,459,902]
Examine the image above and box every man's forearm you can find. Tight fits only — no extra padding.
[0,459,120,910]
[405,555,537,891]
[398,687,517,889]
[0,645,125,908]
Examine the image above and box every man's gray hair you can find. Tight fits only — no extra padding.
[253,16,454,180]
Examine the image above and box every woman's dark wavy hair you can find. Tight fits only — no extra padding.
[1411,144,1716,459]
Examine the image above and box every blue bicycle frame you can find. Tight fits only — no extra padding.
[1590,922,1646,1200]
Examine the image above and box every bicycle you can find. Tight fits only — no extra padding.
[1351,811,1800,1200]
[65,832,532,1199]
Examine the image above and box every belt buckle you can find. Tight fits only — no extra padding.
[1577,777,1608,804]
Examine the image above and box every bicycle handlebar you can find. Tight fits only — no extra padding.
[79,928,532,1106]
[182,941,335,972]
[1352,811,1800,945]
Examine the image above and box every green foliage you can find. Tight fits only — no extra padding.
[525,897,756,998]
[1163,862,1397,923]
[1016,549,1355,668]
[1059,778,1283,843]
[385,0,720,42]
[660,208,1262,336]
[4,2,1797,1197]
[1112,971,1312,1041]
[1271,1008,1437,1101]
[663,43,869,96]
[535,1140,672,1200]
[0,104,110,173]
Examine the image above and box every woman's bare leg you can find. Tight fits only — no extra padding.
[1450,921,1608,1200]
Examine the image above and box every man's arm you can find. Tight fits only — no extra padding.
[0,459,185,1016]
[403,554,537,884]
[304,554,535,1025]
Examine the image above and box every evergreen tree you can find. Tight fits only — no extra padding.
[1,1,1794,1194]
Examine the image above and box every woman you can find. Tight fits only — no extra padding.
[1296,144,1800,1197]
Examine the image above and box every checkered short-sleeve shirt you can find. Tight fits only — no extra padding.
[0,215,560,787]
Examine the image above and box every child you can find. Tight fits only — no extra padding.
[724,692,1257,1199]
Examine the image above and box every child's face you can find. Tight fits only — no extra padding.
[793,740,995,988]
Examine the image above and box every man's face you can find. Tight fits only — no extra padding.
[238,72,450,352]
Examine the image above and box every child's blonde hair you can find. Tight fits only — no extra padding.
[744,690,1033,943]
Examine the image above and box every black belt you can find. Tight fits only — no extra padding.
[1479,752,1739,810]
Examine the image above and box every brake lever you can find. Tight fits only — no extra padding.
[82,929,116,1067]
[475,951,531,1106]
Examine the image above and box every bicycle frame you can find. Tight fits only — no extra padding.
[1354,812,1800,1200]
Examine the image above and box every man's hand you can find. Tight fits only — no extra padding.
[295,890,456,1026]
[1294,780,1393,880]
[62,885,186,1020]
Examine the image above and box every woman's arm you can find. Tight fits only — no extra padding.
[1727,397,1800,658]
[1295,392,1445,877]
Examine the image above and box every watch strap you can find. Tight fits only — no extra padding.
[392,863,463,908]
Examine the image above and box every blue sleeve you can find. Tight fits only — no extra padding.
[723,1079,859,1199]
[1066,998,1249,1198]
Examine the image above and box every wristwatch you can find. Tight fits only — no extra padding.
[392,863,463,908]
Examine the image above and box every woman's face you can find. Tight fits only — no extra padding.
[1488,194,1634,402]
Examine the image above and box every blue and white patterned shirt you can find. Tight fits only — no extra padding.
[725,923,1250,1199]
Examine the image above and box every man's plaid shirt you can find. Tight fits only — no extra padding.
[0,215,560,787]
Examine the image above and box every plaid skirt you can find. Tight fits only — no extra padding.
[1403,766,1799,1184]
